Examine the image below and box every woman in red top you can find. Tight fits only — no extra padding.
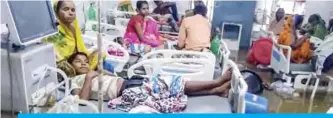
[124,1,162,55]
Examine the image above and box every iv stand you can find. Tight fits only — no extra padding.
[97,0,104,113]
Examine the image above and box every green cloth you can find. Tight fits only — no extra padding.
[312,22,327,40]
[309,14,328,40]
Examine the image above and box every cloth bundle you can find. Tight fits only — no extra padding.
[108,74,188,113]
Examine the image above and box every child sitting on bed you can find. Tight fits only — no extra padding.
[68,52,232,112]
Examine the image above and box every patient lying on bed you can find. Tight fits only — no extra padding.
[68,52,231,113]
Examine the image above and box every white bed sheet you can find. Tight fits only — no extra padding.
[79,96,232,113]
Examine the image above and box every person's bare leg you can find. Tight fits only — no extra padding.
[210,81,231,97]
[184,68,232,94]
[186,81,231,96]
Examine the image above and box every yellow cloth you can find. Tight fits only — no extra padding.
[118,0,134,12]
[44,0,99,70]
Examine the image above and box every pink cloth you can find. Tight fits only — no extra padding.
[124,17,161,47]
[129,105,160,113]
[108,97,122,109]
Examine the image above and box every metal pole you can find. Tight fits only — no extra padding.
[292,0,296,14]
[97,0,103,113]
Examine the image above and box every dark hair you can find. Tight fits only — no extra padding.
[194,0,204,6]
[67,52,89,64]
[294,14,304,29]
[136,0,149,10]
[55,1,64,13]
[308,14,321,24]
[276,8,285,14]
[153,0,162,5]
[194,4,207,16]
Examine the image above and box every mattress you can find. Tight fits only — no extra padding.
[79,96,232,113]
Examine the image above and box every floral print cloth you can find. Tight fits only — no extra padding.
[108,74,187,113]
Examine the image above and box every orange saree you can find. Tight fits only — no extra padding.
[278,15,312,64]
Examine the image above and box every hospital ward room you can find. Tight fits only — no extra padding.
[2,0,333,116]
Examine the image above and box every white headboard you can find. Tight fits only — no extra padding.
[84,21,126,40]
[270,40,291,74]
[142,49,215,64]
[141,50,216,80]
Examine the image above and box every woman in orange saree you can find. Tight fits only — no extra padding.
[278,15,312,64]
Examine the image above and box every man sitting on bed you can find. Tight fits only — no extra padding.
[68,52,231,112]
[177,4,211,52]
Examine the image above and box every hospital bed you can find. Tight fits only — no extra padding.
[270,33,333,109]
[136,36,231,80]
[82,35,130,73]
[107,9,180,49]
[79,58,247,113]
[84,21,126,42]
[33,36,246,113]
[218,37,232,75]
[30,65,99,113]
[106,9,133,27]
[82,30,179,74]
[29,51,247,113]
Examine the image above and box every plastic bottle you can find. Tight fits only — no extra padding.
[88,2,97,21]
[275,86,294,96]
[211,33,221,57]
[271,81,295,97]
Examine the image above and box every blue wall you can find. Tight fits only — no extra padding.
[212,1,256,49]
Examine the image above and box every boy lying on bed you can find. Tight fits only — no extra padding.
[68,52,232,112]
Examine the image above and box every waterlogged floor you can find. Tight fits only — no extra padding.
[237,50,333,113]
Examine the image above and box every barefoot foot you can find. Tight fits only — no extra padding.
[212,80,231,97]
[216,68,233,86]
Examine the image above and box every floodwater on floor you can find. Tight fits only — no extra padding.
[236,49,333,113]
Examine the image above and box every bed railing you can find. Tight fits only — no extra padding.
[226,59,248,113]
[127,58,248,113]
[218,39,231,74]
[140,50,216,80]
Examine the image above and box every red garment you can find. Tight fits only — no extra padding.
[125,15,145,33]
[247,38,273,65]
